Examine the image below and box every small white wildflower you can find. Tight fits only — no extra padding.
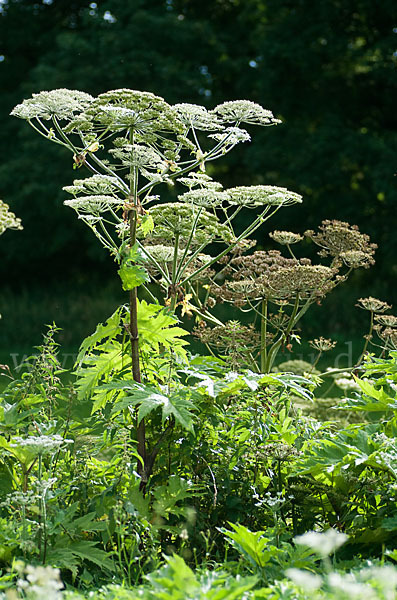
[97,105,143,128]
[141,244,187,263]
[226,185,302,207]
[212,100,281,126]
[335,377,361,392]
[327,572,375,599]
[360,565,397,599]
[177,171,223,191]
[34,477,57,495]
[178,188,230,207]
[63,174,122,196]
[64,195,123,214]
[115,221,130,236]
[209,126,251,145]
[174,103,224,131]
[87,89,183,135]
[263,491,286,510]
[294,528,348,557]
[286,568,322,591]
[110,143,167,171]
[10,435,73,456]
[138,169,175,185]
[3,490,37,508]
[17,565,64,600]
[373,432,389,445]
[11,89,94,121]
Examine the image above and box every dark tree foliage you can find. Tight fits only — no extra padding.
[0,0,396,311]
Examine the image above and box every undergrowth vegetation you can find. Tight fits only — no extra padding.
[0,89,396,599]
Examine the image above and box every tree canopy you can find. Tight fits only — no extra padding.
[0,0,396,313]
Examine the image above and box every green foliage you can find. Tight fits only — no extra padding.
[1,39,397,599]
[109,381,197,432]
[75,307,123,368]
[118,264,149,292]
[1,296,397,599]
[221,523,282,570]
[118,244,150,291]
[339,351,397,415]
[136,300,189,357]
[73,300,190,412]
[143,554,258,600]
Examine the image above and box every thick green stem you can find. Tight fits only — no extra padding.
[127,134,146,485]
[130,284,146,481]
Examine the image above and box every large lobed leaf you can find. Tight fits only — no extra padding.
[108,381,197,431]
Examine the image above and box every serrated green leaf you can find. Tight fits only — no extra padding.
[354,376,384,400]
[153,476,195,518]
[48,539,113,572]
[110,382,195,431]
[127,484,151,518]
[70,512,107,533]
[118,263,149,291]
[137,299,189,358]
[139,213,154,236]
[74,341,124,406]
[221,523,279,569]
[146,555,257,599]
[138,392,168,423]
[75,307,123,368]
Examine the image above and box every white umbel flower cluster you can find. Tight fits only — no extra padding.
[85,89,184,135]
[10,434,73,455]
[64,195,124,214]
[10,89,93,120]
[227,185,303,207]
[174,103,224,131]
[178,189,231,207]
[17,564,63,600]
[177,172,223,190]
[209,126,251,145]
[0,199,23,235]
[294,528,348,557]
[213,100,281,126]
[110,143,167,171]
[63,174,122,196]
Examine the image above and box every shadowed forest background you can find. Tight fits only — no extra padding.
[0,0,396,361]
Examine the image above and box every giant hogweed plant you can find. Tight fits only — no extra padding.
[195,219,377,372]
[11,88,301,485]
